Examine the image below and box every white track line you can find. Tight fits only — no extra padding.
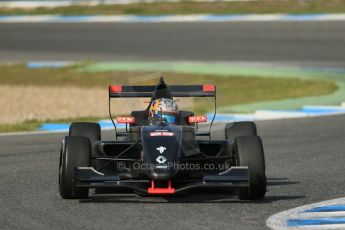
[267,198,345,230]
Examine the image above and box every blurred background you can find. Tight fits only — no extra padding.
[0,0,344,132]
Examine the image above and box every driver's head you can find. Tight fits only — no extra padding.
[149,98,178,124]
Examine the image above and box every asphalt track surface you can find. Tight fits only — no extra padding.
[1,115,345,230]
[0,21,345,66]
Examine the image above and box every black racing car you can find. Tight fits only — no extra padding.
[59,77,266,200]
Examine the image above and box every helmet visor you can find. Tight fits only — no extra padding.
[154,113,177,124]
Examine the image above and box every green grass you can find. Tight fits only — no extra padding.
[0,64,337,107]
[0,117,106,133]
[1,0,345,15]
[0,120,42,133]
[0,63,338,132]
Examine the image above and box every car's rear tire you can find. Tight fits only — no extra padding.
[69,122,101,169]
[225,121,257,159]
[234,135,266,200]
[225,121,257,142]
[59,136,91,199]
[69,122,101,148]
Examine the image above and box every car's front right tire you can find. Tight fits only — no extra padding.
[59,136,91,199]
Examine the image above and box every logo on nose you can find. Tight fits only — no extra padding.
[156,155,167,164]
[156,146,167,154]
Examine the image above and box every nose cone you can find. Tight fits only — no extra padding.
[147,167,177,180]
[141,125,183,180]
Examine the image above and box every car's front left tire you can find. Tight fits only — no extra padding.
[234,135,266,200]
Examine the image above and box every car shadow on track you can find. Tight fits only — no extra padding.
[79,177,304,204]
[267,177,300,186]
[79,194,305,204]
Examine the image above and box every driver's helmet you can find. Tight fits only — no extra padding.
[149,98,179,124]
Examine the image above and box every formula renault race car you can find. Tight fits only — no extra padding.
[59,77,266,200]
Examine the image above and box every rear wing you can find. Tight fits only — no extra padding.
[109,84,216,98]
[108,84,217,140]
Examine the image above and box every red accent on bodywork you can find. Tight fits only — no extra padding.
[148,180,175,194]
[189,116,207,123]
[109,85,122,92]
[116,117,135,124]
[203,84,216,92]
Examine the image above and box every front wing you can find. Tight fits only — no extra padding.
[75,166,249,195]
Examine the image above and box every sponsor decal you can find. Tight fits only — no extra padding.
[189,116,207,123]
[156,146,167,154]
[116,116,135,124]
[150,132,174,137]
[156,155,167,164]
